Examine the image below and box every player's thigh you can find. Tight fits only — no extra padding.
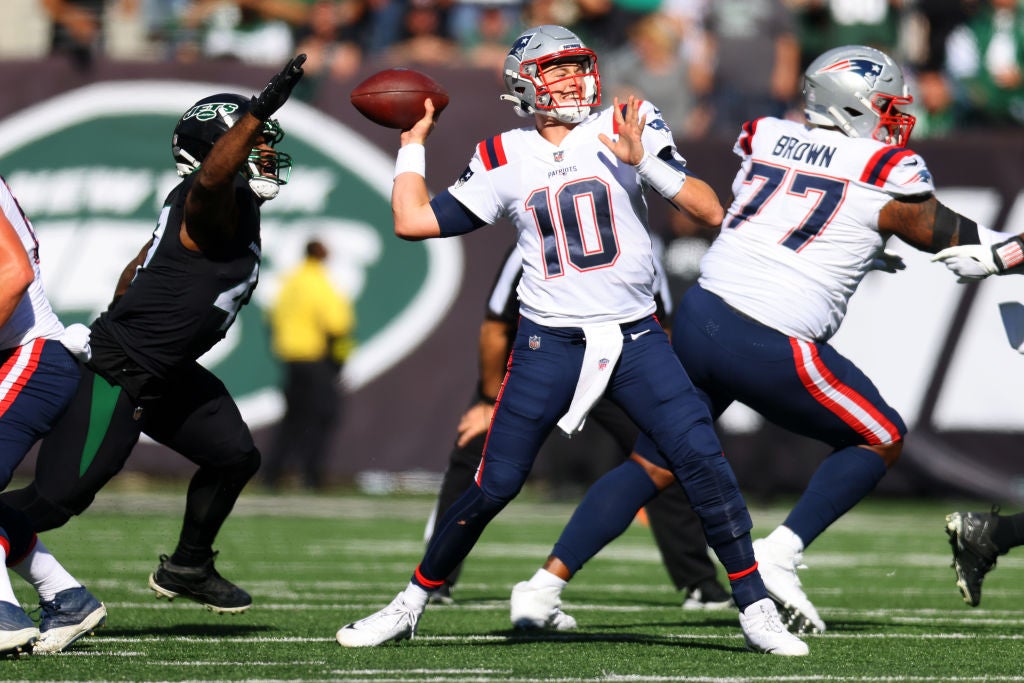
[478,318,579,499]
[754,340,906,448]
[609,320,721,462]
[32,367,141,513]
[0,341,81,484]
[143,363,255,467]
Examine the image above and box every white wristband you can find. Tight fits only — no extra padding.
[394,143,426,179]
[634,151,685,199]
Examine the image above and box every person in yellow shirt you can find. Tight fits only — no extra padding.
[264,238,355,491]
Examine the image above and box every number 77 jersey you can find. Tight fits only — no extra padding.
[700,116,935,343]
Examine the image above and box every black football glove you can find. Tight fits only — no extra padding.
[250,54,307,122]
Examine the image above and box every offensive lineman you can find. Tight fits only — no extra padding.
[336,24,808,656]
[512,44,1012,636]
[0,55,306,613]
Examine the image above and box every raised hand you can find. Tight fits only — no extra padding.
[250,54,307,121]
[598,96,646,166]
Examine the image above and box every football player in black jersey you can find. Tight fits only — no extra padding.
[0,55,306,614]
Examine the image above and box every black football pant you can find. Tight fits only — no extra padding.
[0,363,260,565]
[430,395,719,592]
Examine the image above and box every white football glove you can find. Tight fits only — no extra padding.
[60,323,92,362]
[869,250,906,274]
[931,244,999,282]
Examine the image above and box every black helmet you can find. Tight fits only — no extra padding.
[171,92,292,199]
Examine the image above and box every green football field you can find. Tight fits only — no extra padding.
[4,485,1022,682]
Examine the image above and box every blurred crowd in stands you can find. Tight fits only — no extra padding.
[5,0,1023,139]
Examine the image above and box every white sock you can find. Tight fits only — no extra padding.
[0,544,20,605]
[766,525,805,554]
[10,539,81,603]
[399,582,429,612]
[527,568,567,591]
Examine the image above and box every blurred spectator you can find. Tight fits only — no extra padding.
[903,0,973,72]
[140,0,203,60]
[381,0,459,66]
[790,0,902,71]
[264,239,356,492]
[906,67,957,138]
[945,0,1024,128]
[41,0,106,69]
[184,0,301,65]
[293,0,366,97]
[520,0,580,27]
[453,2,522,71]
[601,13,707,137]
[695,0,801,139]
[573,0,654,53]
[363,0,409,57]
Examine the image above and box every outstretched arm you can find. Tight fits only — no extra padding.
[878,194,1022,281]
[183,54,306,249]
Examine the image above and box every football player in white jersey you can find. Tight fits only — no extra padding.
[336,24,809,656]
[0,175,106,654]
[510,44,1014,636]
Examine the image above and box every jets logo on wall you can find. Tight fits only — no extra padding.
[0,81,462,428]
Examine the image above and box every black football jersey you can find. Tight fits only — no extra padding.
[91,174,261,379]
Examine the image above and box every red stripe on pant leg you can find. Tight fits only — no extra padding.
[789,339,900,444]
[0,338,45,419]
[476,349,515,487]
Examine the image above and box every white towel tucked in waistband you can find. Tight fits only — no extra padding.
[556,322,624,437]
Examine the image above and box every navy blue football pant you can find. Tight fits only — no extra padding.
[431,394,718,592]
[415,314,752,588]
[635,285,906,545]
[0,339,79,564]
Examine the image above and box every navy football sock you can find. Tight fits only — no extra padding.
[552,459,658,575]
[712,532,765,610]
[784,445,887,547]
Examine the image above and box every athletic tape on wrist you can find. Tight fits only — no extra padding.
[394,143,426,179]
[634,151,686,199]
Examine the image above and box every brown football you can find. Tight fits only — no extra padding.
[350,68,449,130]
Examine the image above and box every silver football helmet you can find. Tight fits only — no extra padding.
[500,25,601,124]
[803,45,916,146]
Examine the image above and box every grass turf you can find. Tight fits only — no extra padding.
[4,487,1022,682]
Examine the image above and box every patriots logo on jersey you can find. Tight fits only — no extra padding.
[818,58,884,89]
[454,165,474,189]
[646,118,671,133]
[903,168,932,185]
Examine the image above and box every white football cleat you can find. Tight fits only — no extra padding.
[739,598,809,656]
[509,581,577,630]
[336,593,421,647]
[753,538,826,634]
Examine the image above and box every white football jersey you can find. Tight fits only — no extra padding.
[0,177,64,350]
[449,102,681,327]
[700,117,935,342]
